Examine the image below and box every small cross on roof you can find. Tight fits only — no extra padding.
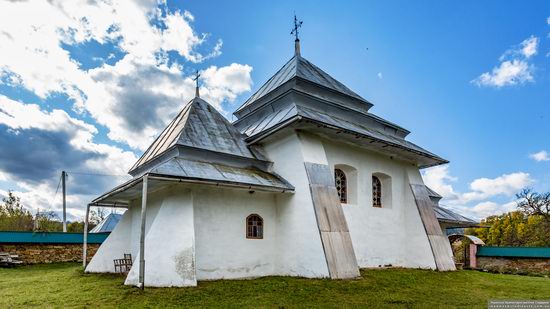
[291,14,303,41]
[192,70,200,98]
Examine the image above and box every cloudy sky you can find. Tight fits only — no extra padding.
[0,0,549,221]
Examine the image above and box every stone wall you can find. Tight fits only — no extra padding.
[0,243,100,264]
[477,256,550,275]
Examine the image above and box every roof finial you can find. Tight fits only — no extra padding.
[192,70,201,98]
[290,13,303,56]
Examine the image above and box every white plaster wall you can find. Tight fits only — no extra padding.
[322,138,436,269]
[125,187,196,287]
[262,131,330,278]
[403,167,438,268]
[85,209,132,273]
[129,190,164,261]
[193,187,277,280]
[86,187,166,274]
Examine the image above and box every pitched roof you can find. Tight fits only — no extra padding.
[239,104,448,168]
[149,157,293,191]
[434,205,478,226]
[130,97,253,173]
[235,55,367,113]
[426,186,443,199]
[90,213,122,233]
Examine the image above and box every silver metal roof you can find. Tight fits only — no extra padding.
[89,213,122,233]
[149,157,293,191]
[240,104,447,168]
[92,95,296,205]
[425,186,477,226]
[130,97,254,173]
[448,233,485,245]
[92,165,293,206]
[434,205,477,226]
[426,186,443,199]
[236,55,367,113]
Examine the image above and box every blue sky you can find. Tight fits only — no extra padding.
[0,1,548,220]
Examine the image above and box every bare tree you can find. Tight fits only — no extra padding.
[516,188,550,223]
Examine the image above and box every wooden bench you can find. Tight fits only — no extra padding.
[113,253,132,273]
[0,252,22,267]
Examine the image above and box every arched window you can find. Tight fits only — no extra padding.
[335,168,347,203]
[246,214,263,239]
[372,176,382,208]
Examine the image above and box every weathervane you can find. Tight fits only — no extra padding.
[192,70,200,98]
[291,14,303,55]
[290,14,303,41]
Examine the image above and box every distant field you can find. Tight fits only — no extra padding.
[0,263,548,308]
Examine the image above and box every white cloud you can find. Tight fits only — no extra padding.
[0,1,255,218]
[0,95,134,218]
[458,201,517,220]
[547,16,550,25]
[520,36,539,58]
[422,166,533,219]
[422,165,459,200]
[530,150,550,162]
[462,172,533,202]
[377,72,383,79]
[473,36,538,88]
[0,0,253,151]
[201,63,253,107]
[473,59,533,87]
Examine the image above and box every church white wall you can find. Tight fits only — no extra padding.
[193,187,277,280]
[322,139,437,269]
[403,167,438,268]
[125,187,197,287]
[85,209,132,273]
[129,191,164,261]
[262,131,330,278]
[86,187,167,275]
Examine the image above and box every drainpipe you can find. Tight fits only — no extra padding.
[138,175,148,289]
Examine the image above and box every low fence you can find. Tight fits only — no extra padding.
[0,231,108,264]
[475,246,550,275]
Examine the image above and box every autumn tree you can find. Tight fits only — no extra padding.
[0,191,34,231]
[466,188,550,247]
[516,188,550,223]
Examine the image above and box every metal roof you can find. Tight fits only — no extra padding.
[448,233,485,245]
[149,157,293,191]
[94,95,295,204]
[130,97,254,173]
[89,213,123,233]
[434,205,478,226]
[236,55,367,113]
[426,186,443,199]
[92,165,293,206]
[240,104,447,168]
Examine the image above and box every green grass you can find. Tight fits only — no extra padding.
[0,263,548,308]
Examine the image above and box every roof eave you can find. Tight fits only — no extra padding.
[91,172,294,205]
[246,115,448,168]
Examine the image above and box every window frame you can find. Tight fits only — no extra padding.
[334,168,348,204]
[372,175,382,208]
[246,214,264,239]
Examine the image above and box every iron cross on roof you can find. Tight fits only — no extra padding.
[291,14,303,41]
[192,70,200,98]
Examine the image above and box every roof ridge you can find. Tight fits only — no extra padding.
[234,55,367,116]
[129,99,195,172]
[130,97,254,175]
[235,56,298,112]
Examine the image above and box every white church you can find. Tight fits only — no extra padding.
[83,32,476,287]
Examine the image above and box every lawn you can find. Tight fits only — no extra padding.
[0,263,548,308]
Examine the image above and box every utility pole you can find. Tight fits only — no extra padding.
[62,170,67,232]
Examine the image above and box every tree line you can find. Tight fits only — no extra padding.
[0,191,106,232]
[465,189,550,247]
